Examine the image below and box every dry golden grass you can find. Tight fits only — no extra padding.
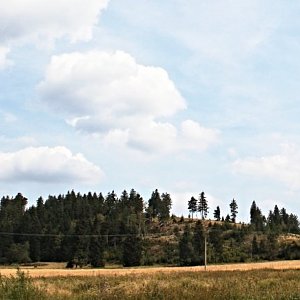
[278,233,300,243]
[1,260,300,278]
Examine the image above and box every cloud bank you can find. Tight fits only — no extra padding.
[0,146,104,184]
[0,0,109,69]
[233,144,300,190]
[0,0,109,45]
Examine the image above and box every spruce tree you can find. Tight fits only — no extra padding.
[179,225,194,266]
[147,189,161,220]
[229,199,238,223]
[192,221,205,265]
[213,206,221,221]
[198,192,208,220]
[188,197,197,220]
[122,235,142,267]
[160,193,172,221]
[89,237,105,267]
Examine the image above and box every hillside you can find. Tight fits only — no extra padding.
[0,190,299,267]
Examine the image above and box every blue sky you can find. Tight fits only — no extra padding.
[1,0,300,221]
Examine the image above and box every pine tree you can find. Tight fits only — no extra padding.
[252,235,259,256]
[129,189,144,214]
[192,221,205,265]
[213,206,221,221]
[250,201,265,231]
[147,189,161,220]
[89,217,105,267]
[198,192,208,219]
[160,193,172,221]
[122,235,142,267]
[229,199,238,223]
[188,197,197,220]
[209,227,223,263]
[179,225,194,266]
[225,214,231,222]
[89,237,105,267]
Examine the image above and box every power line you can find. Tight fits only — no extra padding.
[0,232,176,238]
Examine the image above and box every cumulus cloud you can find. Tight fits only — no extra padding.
[233,144,300,190]
[38,50,186,118]
[38,50,219,153]
[0,0,109,46]
[180,120,220,151]
[0,146,104,184]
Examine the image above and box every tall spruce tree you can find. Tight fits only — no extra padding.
[147,189,161,220]
[209,227,223,263]
[122,233,142,267]
[160,193,172,221]
[250,201,265,231]
[198,192,208,219]
[229,199,238,223]
[179,225,194,266]
[192,221,205,265]
[188,197,198,220]
[89,237,105,267]
[213,206,221,221]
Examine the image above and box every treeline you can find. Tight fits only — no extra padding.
[0,190,299,267]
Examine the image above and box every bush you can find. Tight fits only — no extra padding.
[0,269,46,300]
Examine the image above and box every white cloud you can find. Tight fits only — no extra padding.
[180,120,220,151]
[0,0,109,46]
[233,144,300,190]
[0,146,104,184]
[38,50,186,118]
[38,50,219,154]
[0,0,109,67]
[0,46,13,70]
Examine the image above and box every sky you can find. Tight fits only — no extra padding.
[1,0,300,221]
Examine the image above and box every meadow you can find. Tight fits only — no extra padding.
[0,262,300,299]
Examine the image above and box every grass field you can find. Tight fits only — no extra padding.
[0,261,300,299]
[1,260,300,277]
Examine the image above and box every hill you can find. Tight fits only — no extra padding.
[0,190,299,267]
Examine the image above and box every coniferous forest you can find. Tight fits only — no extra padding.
[0,189,299,267]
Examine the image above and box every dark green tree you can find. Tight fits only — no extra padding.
[179,225,194,266]
[225,214,231,222]
[122,235,142,267]
[192,221,205,265]
[188,197,198,220]
[250,201,265,231]
[129,189,144,214]
[6,242,31,264]
[160,193,172,221]
[252,235,259,257]
[213,206,221,221]
[229,199,238,223]
[209,227,223,263]
[147,189,161,220]
[198,192,208,219]
[89,237,105,267]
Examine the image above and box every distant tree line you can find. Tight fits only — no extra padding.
[0,190,299,267]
